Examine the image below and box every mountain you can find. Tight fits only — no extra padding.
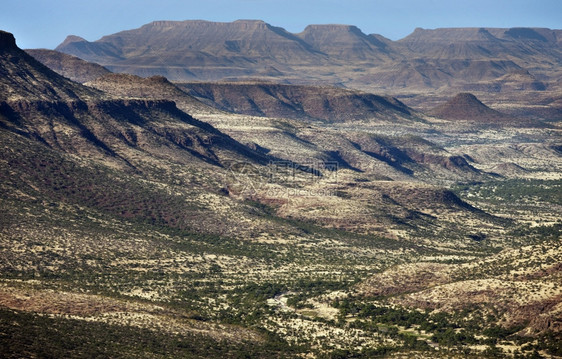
[353,27,562,92]
[429,92,508,121]
[393,27,561,88]
[26,49,111,83]
[296,24,395,61]
[397,27,562,62]
[397,27,510,57]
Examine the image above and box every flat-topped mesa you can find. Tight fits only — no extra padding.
[400,27,500,42]
[301,24,364,34]
[297,24,392,60]
[298,24,377,45]
[398,27,560,46]
[51,21,561,87]
[232,19,269,29]
[0,31,17,50]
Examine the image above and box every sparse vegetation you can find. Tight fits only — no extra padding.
[1,28,561,358]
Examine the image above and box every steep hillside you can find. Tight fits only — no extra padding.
[1,31,268,170]
[0,31,100,102]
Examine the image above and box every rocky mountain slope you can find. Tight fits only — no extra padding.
[0,31,99,102]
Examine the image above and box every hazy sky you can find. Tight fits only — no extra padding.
[2,0,561,49]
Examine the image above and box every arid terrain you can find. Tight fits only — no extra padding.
[1,21,561,358]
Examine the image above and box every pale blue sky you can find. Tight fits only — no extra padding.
[2,0,561,49]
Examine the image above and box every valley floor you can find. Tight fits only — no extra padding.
[1,112,561,358]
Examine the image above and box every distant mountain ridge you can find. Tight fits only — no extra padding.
[54,20,562,92]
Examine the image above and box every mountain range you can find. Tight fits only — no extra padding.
[54,20,562,94]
